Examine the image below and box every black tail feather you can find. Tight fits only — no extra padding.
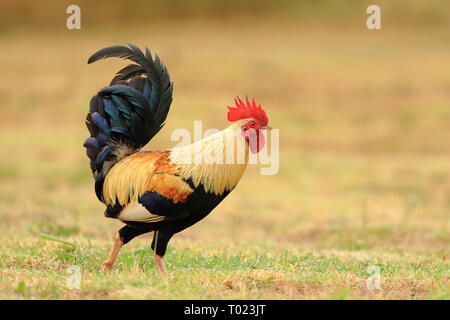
[84,44,173,202]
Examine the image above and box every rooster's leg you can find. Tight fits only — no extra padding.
[103,225,152,272]
[103,233,123,271]
[153,254,166,273]
[151,230,173,273]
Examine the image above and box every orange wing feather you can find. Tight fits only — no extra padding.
[102,150,193,206]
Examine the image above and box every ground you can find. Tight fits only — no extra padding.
[0,19,448,299]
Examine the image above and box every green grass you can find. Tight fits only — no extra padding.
[0,15,449,299]
[0,238,447,299]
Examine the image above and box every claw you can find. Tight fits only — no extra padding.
[103,260,113,272]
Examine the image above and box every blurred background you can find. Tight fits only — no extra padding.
[0,0,449,257]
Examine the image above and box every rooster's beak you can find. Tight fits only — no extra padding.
[262,125,272,130]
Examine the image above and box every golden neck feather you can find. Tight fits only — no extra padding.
[169,121,249,195]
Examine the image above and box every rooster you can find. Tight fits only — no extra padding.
[84,44,271,272]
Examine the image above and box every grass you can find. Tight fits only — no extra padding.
[0,238,448,299]
[0,15,449,299]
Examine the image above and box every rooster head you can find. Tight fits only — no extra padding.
[227,97,271,154]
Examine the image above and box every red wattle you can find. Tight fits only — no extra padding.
[248,130,265,154]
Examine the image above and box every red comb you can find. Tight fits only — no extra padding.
[227,97,268,125]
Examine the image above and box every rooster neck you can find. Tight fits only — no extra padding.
[169,122,249,195]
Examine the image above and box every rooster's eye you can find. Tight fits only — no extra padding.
[249,121,255,127]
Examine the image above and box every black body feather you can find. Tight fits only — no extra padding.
[118,180,231,256]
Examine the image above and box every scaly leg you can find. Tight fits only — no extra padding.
[103,233,123,271]
[153,254,166,273]
[103,224,154,271]
[151,230,174,273]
